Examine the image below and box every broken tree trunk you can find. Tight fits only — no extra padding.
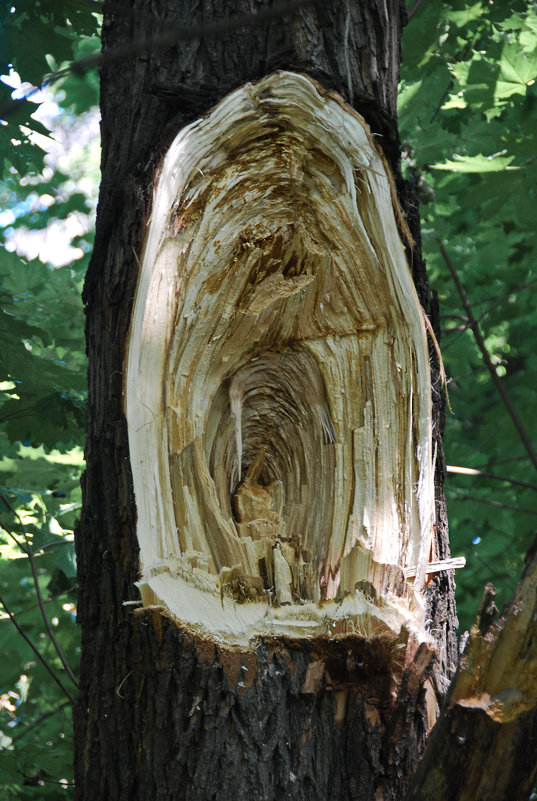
[77,3,458,800]
[126,71,438,644]
[407,542,537,801]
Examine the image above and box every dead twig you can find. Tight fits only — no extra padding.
[0,594,76,705]
[447,488,537,516]
[407,0,424,21]
[0,0,323,120]
[0,493,80,690]
[446,464,537,492]
[10,700,71,744]
[438,239,537,475]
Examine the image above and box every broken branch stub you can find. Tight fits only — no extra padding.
[125,71,435,646]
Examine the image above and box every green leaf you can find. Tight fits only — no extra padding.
[447,2,484,28]
[431,153,519,172]
[402,0,537,629]
[496,43,537,99]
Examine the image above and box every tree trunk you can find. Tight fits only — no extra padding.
[76,2,457,799]
[407,541,537,801]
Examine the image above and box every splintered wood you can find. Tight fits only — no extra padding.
[125,72,435,644]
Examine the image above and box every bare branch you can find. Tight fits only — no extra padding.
[18,772,74,788]
[438,239,537,475]
[10,700,71,744]
[0,0,323,120]
[0,594,76,705]
[446,464,537,492]
[0,493,80,690]
[448,489,537,516]
[0,516,31,555]
[443,277,537,341]
[407,0,424,21]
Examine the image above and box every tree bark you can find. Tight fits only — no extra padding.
[76,2,457,799]
[407,541,537,801]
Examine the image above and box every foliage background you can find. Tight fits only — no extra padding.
[400,0,537,630]
[0,0,99,794]
[0,0,536,794]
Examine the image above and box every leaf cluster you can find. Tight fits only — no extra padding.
[401,0,537,629]
[0,1,100,795]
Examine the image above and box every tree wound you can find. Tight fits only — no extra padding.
[125,72,435,646]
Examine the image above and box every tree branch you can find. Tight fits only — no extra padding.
[0,0,323,120]
[446,464,537,492]
[10,700,71,744]
[407,0,424,21]
[476,276,537,324]
[0,594,76,705]
[442,276,537,339]
[438,239,537,474]
[447,488,537,516]
[0,494,79,690]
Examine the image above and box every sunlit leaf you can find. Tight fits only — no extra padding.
[431,153,519,172]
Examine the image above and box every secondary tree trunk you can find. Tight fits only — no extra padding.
[76,2,457,799]
[407,543,537,801]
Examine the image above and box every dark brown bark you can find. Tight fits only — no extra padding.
[407,540,537,801]
[76,2,456,799]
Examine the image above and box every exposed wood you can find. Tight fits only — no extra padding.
[406,539,537,801]
[126,71,437,648]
